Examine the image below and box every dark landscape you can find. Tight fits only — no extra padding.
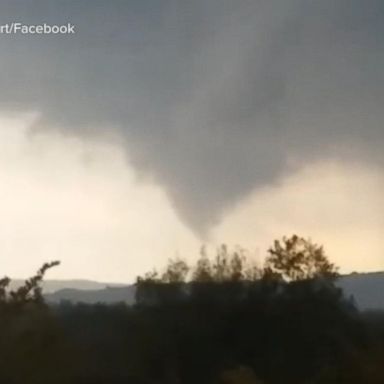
[1,236,384,384]
[40,271,384,310]
[0,1,383,383]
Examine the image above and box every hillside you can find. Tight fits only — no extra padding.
[337,272,384,310]
[36,272,384,310]
[9,279,124,294]
[45,285,135,305]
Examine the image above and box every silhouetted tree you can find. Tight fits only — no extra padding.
[162,258,189,283]
[192,246,214,282]
[9,261,60,304]
[190,245,261,283]
[0,260,60,306]
[265,235,338,281]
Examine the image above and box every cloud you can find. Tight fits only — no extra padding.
[0,114,198,281]
[213,160,384,273]
[0,0,383,234]
[0,113,381,281]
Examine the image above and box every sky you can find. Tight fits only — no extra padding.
[0,1,383,282]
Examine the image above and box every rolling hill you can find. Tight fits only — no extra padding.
[9,272,380,309]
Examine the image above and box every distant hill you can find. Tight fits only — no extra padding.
[45,285,135,305]
[18,272,383,310]
[337,272,384,311]
[9,279,124,294]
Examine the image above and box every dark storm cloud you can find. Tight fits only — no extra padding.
[0,0,383,233]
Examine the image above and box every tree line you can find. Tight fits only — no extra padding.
[0,235,383,384]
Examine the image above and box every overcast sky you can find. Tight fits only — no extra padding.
[0,1,383,282]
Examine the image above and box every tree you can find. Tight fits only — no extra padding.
[0,261,71,384]
[136,258,190,305]
[192,246,213,282]
[264,235,338,281]
[162,258,189,283]
[0,260,60,304]
[10,261,60,304]
[192,245,261,283]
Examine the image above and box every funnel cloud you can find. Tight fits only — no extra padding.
[0,0,383,233]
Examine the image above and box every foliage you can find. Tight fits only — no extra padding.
[265,235,339,281]
[0,260,60,304]
[162,258,190,283]
[2,237,384,384]
[0,261,77,384]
